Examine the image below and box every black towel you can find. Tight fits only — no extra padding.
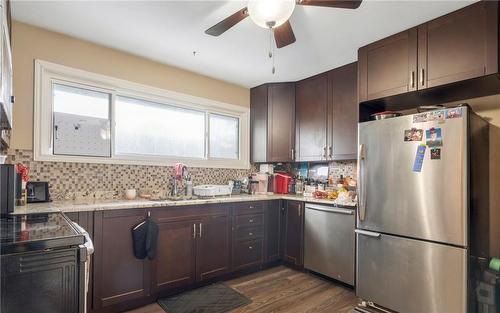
[132,217,159,260]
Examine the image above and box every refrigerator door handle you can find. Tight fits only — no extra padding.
[358,144,367,221]
[355,229,381,238]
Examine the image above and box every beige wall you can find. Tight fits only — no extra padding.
[10,21,249,150]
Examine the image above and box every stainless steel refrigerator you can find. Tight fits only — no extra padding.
[355,106,490,313]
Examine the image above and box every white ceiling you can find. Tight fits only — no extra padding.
[12,0,477,88]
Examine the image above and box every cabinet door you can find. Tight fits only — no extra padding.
[328,62,358,160]
[295,74,328,162]
[283,201,304,267]
[358,28,418,102]
[152,220,197,293]
[250,84,268,163]
[93,210,150,310]
[418,1,498,90]
[265,200,281,263]
[268,83,295,162]
[196,214,231,281]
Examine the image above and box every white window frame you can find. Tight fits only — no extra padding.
[34,60,250,169]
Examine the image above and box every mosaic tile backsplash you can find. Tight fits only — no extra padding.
[7,149,356,201]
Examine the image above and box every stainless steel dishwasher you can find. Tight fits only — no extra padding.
[304,203,355,285]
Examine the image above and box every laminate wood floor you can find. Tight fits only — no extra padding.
[125,266,359,313]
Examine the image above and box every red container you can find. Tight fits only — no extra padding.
[275,173,292,194]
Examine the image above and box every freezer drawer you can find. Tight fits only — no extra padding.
[304,204,355,285]
[356,230,467,313]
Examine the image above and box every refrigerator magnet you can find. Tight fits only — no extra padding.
[446,107,463,119]
[425,127,443,147]
[404,128,423,141]
[413,113,428,123]
[430,148,441,160]
[429,110,446,123]
[413,145,427,172]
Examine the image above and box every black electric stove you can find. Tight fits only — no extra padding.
[0,212,84,255]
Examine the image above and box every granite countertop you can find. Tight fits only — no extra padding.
[13,194,356,214]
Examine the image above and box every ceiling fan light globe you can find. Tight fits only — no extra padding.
[248,0,296,29]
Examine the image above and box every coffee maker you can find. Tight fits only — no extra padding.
[0,164,16,215]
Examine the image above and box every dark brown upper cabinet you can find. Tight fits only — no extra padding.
[295,73,329,162]
[358,1,499,104]
[418,1,498,89]
[250,83,295,163]
[358,29,418,102]
[295,64,358,162]
[328,62,358,160]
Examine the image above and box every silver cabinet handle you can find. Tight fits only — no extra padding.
[249,232,253,236]
[420,68,425,86]
[355,229,381,238]
[358,144,367,221]
[410,71,415,88]
[248,246,253,250]
[291,148,295,160]
[249,219,254,223]
[193,224,196,238]
[298,204,302,217]
[199,223,202,238]
[323,146,327,159]
[249,205,254,209]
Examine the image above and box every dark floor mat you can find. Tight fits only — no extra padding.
[157,283,251,313]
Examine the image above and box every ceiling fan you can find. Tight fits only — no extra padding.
[205,0,363,49]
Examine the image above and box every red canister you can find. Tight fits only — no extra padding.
[275,173,292,194]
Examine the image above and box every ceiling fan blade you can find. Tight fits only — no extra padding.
[205,7,249,36]
[297,0,362,9]
[274,21,296,49]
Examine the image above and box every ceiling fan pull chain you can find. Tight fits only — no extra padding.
[268,27,276,74]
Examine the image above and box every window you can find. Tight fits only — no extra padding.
[115,96,206,158]
[34,60,250,168]
[209,114,239,159]
[52,84,111,157]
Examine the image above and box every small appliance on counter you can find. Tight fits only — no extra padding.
[0,164,16,215]
[251,173,269,194]
[26,181,51,203]
[275,173,292,194]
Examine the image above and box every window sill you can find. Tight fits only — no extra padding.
[33,151,251,169]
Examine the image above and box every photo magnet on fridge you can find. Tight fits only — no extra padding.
[430,148,441,160]
[426,127,443,147]
[413,145,427,172]
[404,128,423,141]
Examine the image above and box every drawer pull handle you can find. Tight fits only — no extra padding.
[249,206,254,209]
[249,219,254,223]
[248,246,253,250]
[249,232,253,236]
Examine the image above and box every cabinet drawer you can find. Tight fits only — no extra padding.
[233,239,263,269]
[152,205,228,223]
[236,225,264,241]
[234,213,264,227]
[233,201,264,215]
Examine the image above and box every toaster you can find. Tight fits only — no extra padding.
[26,182,51,203]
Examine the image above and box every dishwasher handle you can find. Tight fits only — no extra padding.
[305,204,354,215]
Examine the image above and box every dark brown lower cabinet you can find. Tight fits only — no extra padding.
[90,201,288,313]
[93,209,151,312]
[196,214,231,281]
[265,200,281,263]
[151,220,197,293]
[282,200,304,267]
